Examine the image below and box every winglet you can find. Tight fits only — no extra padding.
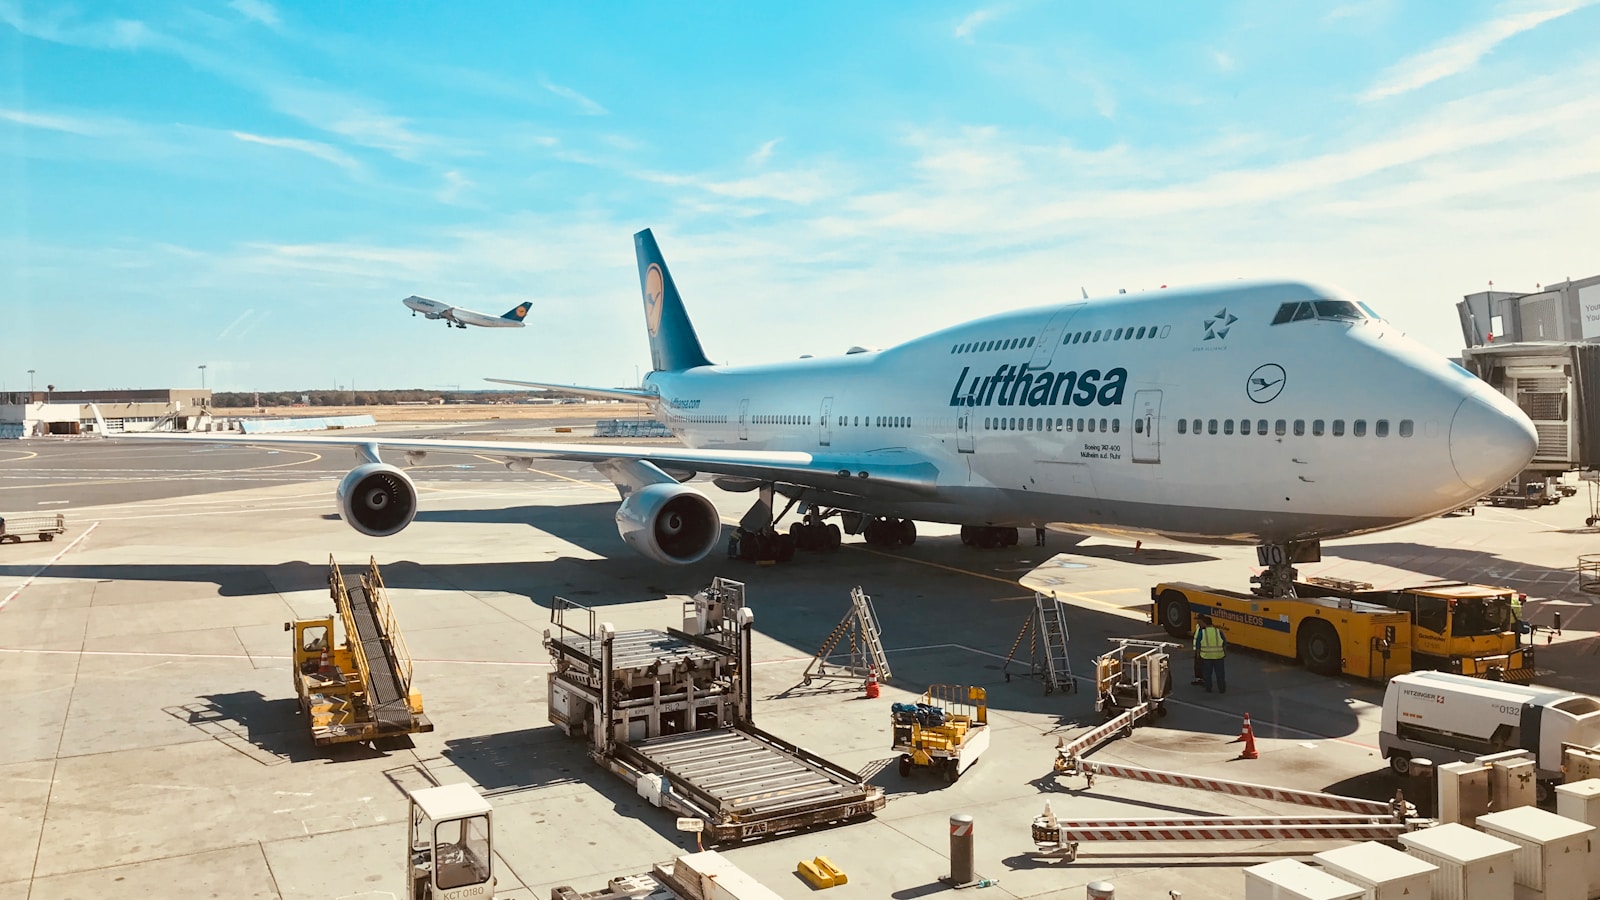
[635,229,712,372]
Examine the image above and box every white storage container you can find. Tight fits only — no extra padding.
[1244,859,1364,900]
[1315,841,1437,900]
[1477,806,1594,900]
[1554,779,1600,900]
[1400,823,1519,900]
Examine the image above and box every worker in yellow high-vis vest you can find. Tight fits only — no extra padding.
[1194,614,1228,694]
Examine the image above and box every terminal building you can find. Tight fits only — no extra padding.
[1456,274,1600,492]
[0,388,220,439]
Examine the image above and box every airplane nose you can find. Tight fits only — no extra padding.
[1449,392,1538,492]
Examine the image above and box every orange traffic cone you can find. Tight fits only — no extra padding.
[864,667,880,699]
[1236,712,1259,760]
[318,648,333,675]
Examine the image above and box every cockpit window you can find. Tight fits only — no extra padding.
[1312,299,1364,321]
[1273,300,1366,325]
[1357,301,1383,320]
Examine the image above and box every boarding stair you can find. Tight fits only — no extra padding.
[1002,592,1077,694]
[801,586,891,686]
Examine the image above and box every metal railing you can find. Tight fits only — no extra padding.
[1581,554,1600,596]
[363,557,415,693]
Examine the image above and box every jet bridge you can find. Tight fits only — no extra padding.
[543,577,885,843]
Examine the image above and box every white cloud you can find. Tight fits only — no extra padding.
[436,170,471,204]
[230,130,361,171]
[0,107,111,136]
[541,79,609,116]
[1361,1,1592,101]
[1212,50,1236,72]
[748,138,782,165]
[954,7,999,40]
[228,0,280,28]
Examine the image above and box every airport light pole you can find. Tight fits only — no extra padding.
[198,365,207,391]
[28,369,35,395]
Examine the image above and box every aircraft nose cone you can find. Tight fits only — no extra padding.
[1449,392,1538,492]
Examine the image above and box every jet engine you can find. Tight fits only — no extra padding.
[336,463,418,537]
[615,482,721,565]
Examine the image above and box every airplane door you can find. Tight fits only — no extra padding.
[1132,390,1161,464]
[957,405,975,453]
[1028,303,1085,370]
[819,396,833,447]
[739,399,750,441]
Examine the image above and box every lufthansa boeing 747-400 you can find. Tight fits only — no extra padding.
[152,229,1536,595]
[403,295,530,329]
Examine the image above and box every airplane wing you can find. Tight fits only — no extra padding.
[139,431,941,497]
[485,378,656,402]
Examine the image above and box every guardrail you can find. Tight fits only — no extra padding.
[593,418,672,438]
[1581,554,1600,596]
[241,415,377,434]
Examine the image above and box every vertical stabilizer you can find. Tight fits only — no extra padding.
[500,302,531,322]
[635,229,713,372]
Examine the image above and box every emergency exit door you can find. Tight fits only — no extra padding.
[739,399,749,440]
[819,396,833,447]
[1131,390,1161,464]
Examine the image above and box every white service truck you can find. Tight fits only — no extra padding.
[1380,671,1600,790]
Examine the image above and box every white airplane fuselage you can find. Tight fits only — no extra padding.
[640,281,1535,545]
[403,296,527,328]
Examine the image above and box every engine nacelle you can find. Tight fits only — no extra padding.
[615,482,722,565]
[336,463,418,537]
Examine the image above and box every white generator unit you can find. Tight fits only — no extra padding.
[1399,823,1518,900]
[1555,779,1600,900]
[1380,672,1600,785]
[1313,841,1437,900]
[1476,806,1594,900]
[1243,859,1364,900]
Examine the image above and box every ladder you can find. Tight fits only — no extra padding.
[802,586,891,685]
[1002,593,1077,694]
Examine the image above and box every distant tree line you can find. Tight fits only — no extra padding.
[210,389,583,407]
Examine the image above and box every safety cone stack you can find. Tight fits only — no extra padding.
[1234,712,1259,760]
[864,666,880,699]
[318,648,333,675]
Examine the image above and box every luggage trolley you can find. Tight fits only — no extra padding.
[1094,638,1176,720]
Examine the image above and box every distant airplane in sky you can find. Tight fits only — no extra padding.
[403,295,530,329]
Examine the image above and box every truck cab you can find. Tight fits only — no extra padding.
[407,784,495,900]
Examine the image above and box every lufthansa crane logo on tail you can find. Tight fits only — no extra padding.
[644,264,665,337]
[515,304,528,316]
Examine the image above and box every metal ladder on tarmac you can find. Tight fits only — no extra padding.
[1003,592,1077,694]
[801,586,891,685]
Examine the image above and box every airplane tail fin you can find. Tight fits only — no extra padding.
[500,302,531,322]
[634,228,712,372]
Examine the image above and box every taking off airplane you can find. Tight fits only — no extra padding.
[173,230,1537,594]
[403,295,530,329]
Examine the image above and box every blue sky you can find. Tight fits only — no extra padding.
[3,1,1599,392]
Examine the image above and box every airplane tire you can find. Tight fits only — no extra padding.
[1004,527,1019,547]
[826,524,842,550]
[778,533,797,562]
[898,755,912,777]
[1388,752,1412,777]
[960,525,975,546]
[899,519,917,546]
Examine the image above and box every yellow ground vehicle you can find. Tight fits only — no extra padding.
[1152,582,1412,680]
[288,556,431,745]
[1295,577,1533,682]
[892,685,990,782]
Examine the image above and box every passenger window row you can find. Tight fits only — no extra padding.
[753,415,812,425]
[835,416,912,428]
[1063,325,1168,345]
[1174,417,1414,438]
[952,336,1036,354]
[983,416,1119,434]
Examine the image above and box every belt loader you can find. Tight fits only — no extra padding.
[543,578,885,843]
[287,556,431,746]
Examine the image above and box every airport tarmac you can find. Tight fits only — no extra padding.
[2,435,1598,899]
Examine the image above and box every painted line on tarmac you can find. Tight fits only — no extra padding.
[0,521,99,612]
[0,448,323,491]
[845,544,1150,621]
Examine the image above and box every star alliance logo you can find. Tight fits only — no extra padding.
[1204,308,1238,341]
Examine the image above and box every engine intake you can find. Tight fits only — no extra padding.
[336,463,418,537]
[615,482,721,565]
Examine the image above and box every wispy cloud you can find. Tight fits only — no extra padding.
[541,79,608,116]
[640,166,842,206]
[228,0,280,28]
[954,7,1000,40]
[748,138,782,165]
[217,308,258,340]
[0,107,112,136]
[1212,50,1236,72]
[1361,1,1592,101]
[436,170,471,204]
[230,130,361,171]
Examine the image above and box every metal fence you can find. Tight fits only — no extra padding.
[593,418,673,438]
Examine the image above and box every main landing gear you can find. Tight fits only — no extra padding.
[960,525,1019,549]
[862,517,916,548]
